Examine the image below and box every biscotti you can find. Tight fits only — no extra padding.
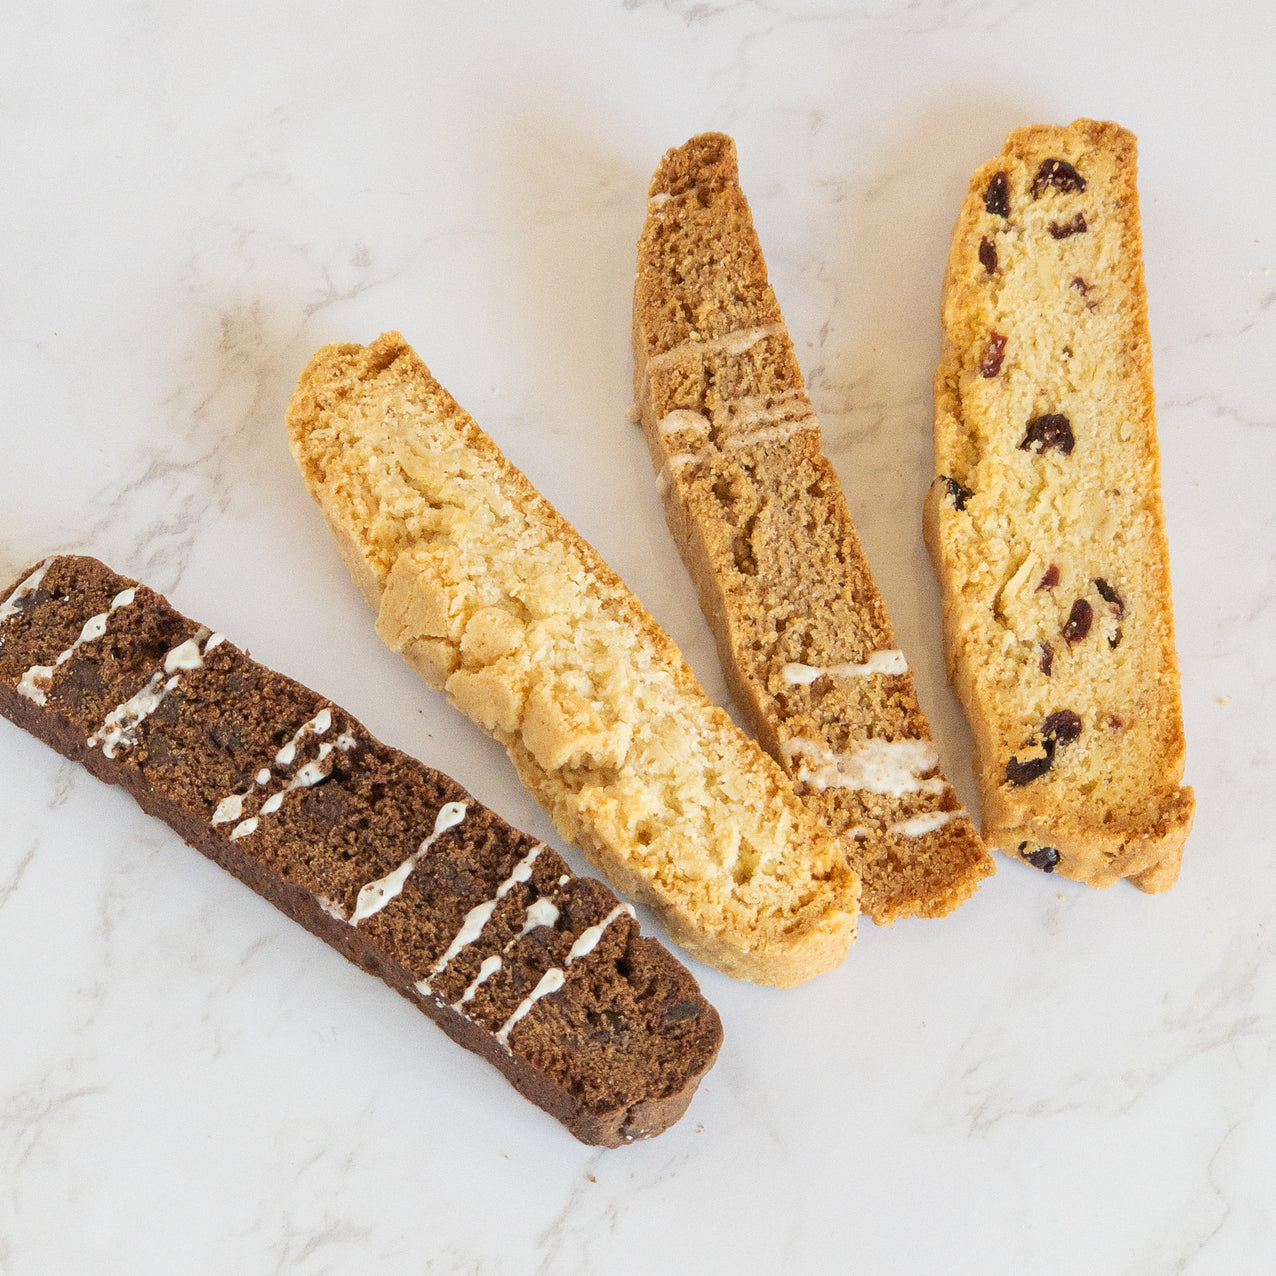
[632,132,993,924]
[287,333,859,987]
[0,554,723,1146]
[925,119,1194,890]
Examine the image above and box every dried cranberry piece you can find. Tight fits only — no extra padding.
[1063,598,1093,644]
[1039,642,1054,676]
[979,236,998,274]
[980,331,1007,377]
[1005,748,1053,786]
[1094,577,1125,618]
[1036,563,1060,591]
[1020,414,1075,455]
[1031,158,1086,197]
[985,170,1010,217]
[1023,846,1061,872]
[1071,276,1092,293]
[940,475,972,510]
[1041,709,1083,746]
[1049,213,1088,239]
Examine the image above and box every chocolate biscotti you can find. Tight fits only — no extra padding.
[632,132,993,923]
[925,119,1194,890]
[0,554,723,1146]
[287,333,859,987]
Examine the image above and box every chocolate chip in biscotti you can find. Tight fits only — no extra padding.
[984,170,1010,217]
[1020,413,1075,455]
[1049,213,1088,239]
[1031,158,1086,196]
[979,236,998,274]
[1063,598,1093,644]
[979,332,1007,377]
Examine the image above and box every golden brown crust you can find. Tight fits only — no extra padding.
[633,133,993,924]
[287,332,859,986]
[927,120,1194,890]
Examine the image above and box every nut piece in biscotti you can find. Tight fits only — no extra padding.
[287,333,859,987]
[0,555,724,1146]
[925,119,1194,890]
[632,132,993,925]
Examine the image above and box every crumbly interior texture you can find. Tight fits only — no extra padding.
[632,132,993,923]
[287,335,859,987]
[925,119,1194,890]
[0,555,723,1146]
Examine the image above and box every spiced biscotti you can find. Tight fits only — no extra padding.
[0,554,724,1146]
[287,333,860,987]
[632,132,993,923]
[925,119,1194,890]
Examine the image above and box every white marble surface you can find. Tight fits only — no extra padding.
[1,2,1272,1272]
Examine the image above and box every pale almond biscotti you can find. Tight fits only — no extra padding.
[633,132,993,924]
[925,119,1194,890]
[287,333,859,987]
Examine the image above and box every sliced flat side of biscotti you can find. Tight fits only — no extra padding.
[0,554,723,1146]
[925,119,1194,890]
[287,332,859,987]
[633,132,993,924]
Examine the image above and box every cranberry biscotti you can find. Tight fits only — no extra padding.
[633,132,993,923]
[287,333,859,987]
[0,555,723,1145]
[925,119,1194,890]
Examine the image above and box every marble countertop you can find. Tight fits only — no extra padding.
[2,3,1272,1272]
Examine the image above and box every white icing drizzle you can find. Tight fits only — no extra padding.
[87,628,218,759]
[276,708,331,766]
[348,802,468,926]
[215,706,354,837]
[0,560,51,631]
[316,895,349,922]
[657,400,819,471]
[15,587,137,705]
[646,323,784,375]
[782,649,909,686]
[657,408,711,438]
[448,889,564,1011]
[415,845,545,995]
[494,903,634,1051]
[890,809,964,838]
[455,954,503,1007]
[781,736,946,798]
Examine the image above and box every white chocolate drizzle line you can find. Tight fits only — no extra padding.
[889,809,965,838]
[415,845,545,996]
[780,736,947,798]
[645,324,784,376]
[16,588,137,706]
[0,560,51,634]
[452,893,564,1010]
[494,904,635,1051]
[782,649,909,686]
[657,402,818,472]
[348,802,468,926]
[87,629,224,759]
[216,708,356,840]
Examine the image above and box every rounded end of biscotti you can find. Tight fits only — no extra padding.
[648,131,739,201]
[984,781,1195,890]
